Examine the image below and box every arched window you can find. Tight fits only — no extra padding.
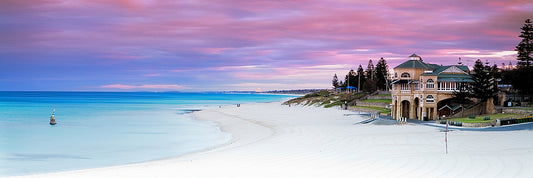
[426,79,434,88]
[426,95,434,103]
[401,72,410,78]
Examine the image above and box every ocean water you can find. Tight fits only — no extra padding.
[0,91,292,176]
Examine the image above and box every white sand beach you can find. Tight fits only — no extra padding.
[16,102,533,178]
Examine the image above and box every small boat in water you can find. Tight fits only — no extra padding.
[50,106,56,125]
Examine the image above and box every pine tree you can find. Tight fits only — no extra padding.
[375,58,389,90]
[512,19,533,100]
[364,59,377,93]
[365,59,375,80]
[356,65,365,90]
[516,19,533,67]
[471,59,497,101]
[490,64,500,93]
[332,74,340,89]
[470,59,498,114]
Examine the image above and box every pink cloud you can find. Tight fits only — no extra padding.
[191,47,232,54]
[3,0,532,91]
[101,84,184,90]
[142,73,161,77]
[483,29,517,37]
[101,51,145,60]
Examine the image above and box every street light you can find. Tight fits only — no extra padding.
[345,64,352,93]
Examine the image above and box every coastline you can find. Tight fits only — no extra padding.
[9,102,288,178]
[12,102,533,178]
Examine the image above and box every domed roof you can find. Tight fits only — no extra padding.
[394,54,428,69]
[408,53,421,60]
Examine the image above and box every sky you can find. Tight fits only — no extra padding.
[0,0,532,91]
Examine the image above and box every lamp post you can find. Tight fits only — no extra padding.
[385,71,389,91]
[347,70,350,93]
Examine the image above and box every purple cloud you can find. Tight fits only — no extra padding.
[0,0,531,91]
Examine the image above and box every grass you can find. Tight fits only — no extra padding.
[352,106,391,114]
[284,91,369,108]
[324,101,343,108]
[449,113,522,123]
[361,99,392,104]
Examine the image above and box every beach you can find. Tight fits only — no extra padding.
[15,101,533,178]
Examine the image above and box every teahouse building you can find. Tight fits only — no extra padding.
[390,54,472,120]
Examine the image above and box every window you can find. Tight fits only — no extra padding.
[426,79,434,88]
[426,95,434,103]
[420,79,423,89]
[394,73,397,78]
[400,83,410,90]
[401,72,410,78]
[438,82,458,91]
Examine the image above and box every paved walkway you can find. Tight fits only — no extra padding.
[347,110,533,131]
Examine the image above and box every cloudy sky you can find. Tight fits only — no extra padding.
[1,0,531,91]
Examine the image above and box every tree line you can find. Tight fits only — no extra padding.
[331,18,533,104]
[332,57,389,93]
[505,19,533,101]
[453,19,533,106]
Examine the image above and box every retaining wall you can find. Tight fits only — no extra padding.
[356,101,388,108]
[366,95,392,100]
[502,108,533,115]
[435,120,496,127]
[461,122,495,127]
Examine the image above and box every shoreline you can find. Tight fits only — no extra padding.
[10,102,285,178]
[13,102,533,178]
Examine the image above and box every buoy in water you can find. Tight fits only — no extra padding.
[50,107,56,125]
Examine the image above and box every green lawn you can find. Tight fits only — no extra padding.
[352,106,391,114]
[361,99,392,104]
[449,113,522,123]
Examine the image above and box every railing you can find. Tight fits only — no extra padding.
[499,116,533,126]
[449,102,483,118]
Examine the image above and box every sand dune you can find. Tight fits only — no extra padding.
[17,102,533,178]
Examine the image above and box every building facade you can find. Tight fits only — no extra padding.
[390,54,472,120]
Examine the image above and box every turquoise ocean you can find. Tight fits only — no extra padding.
[0,91,292,176]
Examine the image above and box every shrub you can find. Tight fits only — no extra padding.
[484,116,491,120]
[469,115,476,119]
[440,120,447,124]
[304,90,330,98]
[518,116,533,123]
[454,122,462,126]
[450,121,455,125]
[317,90,331,97]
